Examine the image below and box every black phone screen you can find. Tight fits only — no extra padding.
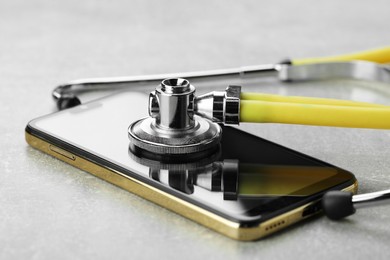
[27,91,355,225]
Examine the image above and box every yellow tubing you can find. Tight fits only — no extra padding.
[240,100,390,129]
[241,92,387,108]
[292,46,390,66]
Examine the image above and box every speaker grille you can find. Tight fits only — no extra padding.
[265,220,286,231]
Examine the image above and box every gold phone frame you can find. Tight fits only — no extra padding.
[26,131,358,241]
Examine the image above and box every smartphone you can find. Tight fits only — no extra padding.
[25,91,357,241]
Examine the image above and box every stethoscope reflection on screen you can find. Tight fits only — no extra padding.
[52,46,390,220]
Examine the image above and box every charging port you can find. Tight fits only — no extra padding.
[302,201,322,217]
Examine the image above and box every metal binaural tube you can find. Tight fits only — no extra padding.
[352,189,390,209]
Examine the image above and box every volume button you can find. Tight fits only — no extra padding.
[49,145,76,161]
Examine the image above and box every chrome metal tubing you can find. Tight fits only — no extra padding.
[352,189,390,209]
[52,64,277,100]
[281,61,390,83]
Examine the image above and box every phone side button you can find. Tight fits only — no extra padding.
[49,145,76,161]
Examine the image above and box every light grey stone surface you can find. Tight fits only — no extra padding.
[1,0,390,259]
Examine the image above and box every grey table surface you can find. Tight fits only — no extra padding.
[1,0,390,259]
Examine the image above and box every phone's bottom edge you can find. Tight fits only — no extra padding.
[25,131,358,241]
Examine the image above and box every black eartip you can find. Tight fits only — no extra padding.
[322,191,356,220]
[57,95,81,110]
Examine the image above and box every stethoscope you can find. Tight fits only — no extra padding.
[52,46,390,220]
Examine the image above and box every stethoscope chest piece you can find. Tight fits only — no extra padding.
[128,78,222,157]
